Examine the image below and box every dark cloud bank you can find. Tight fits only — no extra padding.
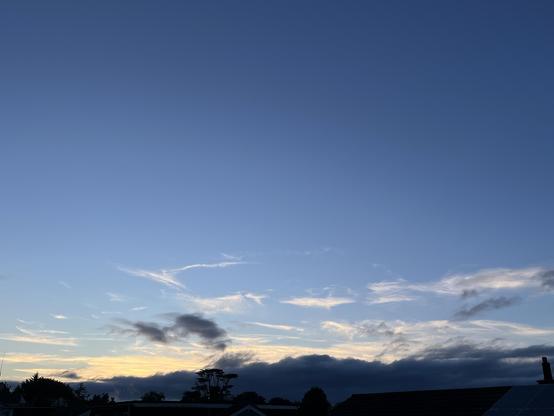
[80,343,554,403]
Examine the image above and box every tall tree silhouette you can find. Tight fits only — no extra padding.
[299,387,331,416]
[190,368,237,402]
[74,383,88,402]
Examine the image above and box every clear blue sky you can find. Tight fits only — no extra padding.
[1,0,553,388]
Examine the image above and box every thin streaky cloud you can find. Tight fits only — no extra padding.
[470,320,554,336]
[243,292,266,305]
[37,329,69,335]
[58,281,71,289]
[367,266,554,303]
[168,261,245,273]
[281,296,355,309]
[0,327,78,346]
[16,319,37,325]
[247,322,305,332]
[221,253,243,261]
[321,320,397,340]
[118,267,186,290]
[0,334,78,346]
[368,294,416,304]
[179,292,266,314]
[50,314,68,320]
[119,260,245,290]
[106,292,127,302]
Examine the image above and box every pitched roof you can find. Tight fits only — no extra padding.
[230,404,298,416]
[227,404,266,416]
[332,386,511,416]
[485,385,554,415]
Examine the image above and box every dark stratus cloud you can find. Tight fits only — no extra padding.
[80,343,554,403]
[453,296,520,320]
[115,313,229,350]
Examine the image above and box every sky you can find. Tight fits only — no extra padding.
[1,0,554,401]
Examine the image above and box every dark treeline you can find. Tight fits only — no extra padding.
[0,368,331,415]
[0,373,114,410]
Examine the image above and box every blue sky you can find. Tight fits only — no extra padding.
[1,0,554,389]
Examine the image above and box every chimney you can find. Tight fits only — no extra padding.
[537,356,554,384]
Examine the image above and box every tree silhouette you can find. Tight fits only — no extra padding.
[141,391,165,402]
[234,391,266,405]
[190,368,237,402]
[74,383,88,402]
[19,373,76,407]
[0,382,12,403]
[181,389,202,403]
[269,397,294,405]
[299,387,330,416]
[89,392,115,406]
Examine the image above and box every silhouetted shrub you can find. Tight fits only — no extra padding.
[299,387,330,416]
[141,391,165,402]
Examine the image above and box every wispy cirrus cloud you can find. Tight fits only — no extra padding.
[106,292,127,302]
[281,296,355,309]
[118,267,185,290]
[321,320,396,339]
[316,318,554,364]
[178,292,266,314]
[119,260,245,290]
[169,261,246,274]
[0,326,78,346]
[220,253,243,261]
[50,314,68,320]
[246,322,305,332]
[367,266,554,304]
[434,267,554,294]
[320,318,554,353]
[365,280,419,304]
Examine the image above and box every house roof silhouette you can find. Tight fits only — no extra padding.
[332,385,554,416]
[332,357,554,415]
[332,386,510,416]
